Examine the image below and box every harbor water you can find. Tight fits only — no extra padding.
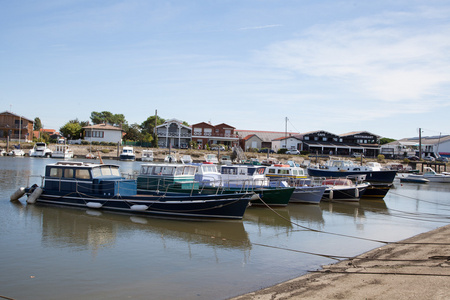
[1,156,449,300]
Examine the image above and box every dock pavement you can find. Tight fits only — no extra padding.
[230,224,450,300]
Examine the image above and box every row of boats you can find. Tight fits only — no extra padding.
[2,142,74,159]
[10,157,399,220]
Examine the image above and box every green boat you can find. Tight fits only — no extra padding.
[137,163,294,206]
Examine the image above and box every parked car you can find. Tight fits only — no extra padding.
[211,146,225,151]
[424,156,435,161]
[436,157,449,162]
[286,149,300,155]
[352,153,364,158]
[406,155,420,161]
[258,148,275,154]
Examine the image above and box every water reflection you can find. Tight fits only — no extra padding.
[320,199,389,218]
[13,204,251,255]
[243,207,292,229]
[287,204,324,227]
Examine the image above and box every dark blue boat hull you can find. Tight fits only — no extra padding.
[307,169,397,183]
[32,191,251,220]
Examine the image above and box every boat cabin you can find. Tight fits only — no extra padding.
[137,163,198,191]
[141,150,154,162]
[220,165,269,188]
[194,163,222,187]
[265,164,307,181]
[44,161,136,196]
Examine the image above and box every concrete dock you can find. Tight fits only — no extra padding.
[230,224,450,300]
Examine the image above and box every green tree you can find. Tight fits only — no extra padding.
[380,138,396,145]
[123,123,143,141]
[140,115,165,135]
[34,117,42,131]
[59,119,84,139]
[90,111,127,126]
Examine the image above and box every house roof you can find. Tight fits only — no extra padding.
[156,119,191,130]
[243,134,262,141]
[397,135,450,146]
[236,130,299,143]
[83,124,123,131]
[0,111,34,123]
[340,131,380,138]
[272,136,302,141]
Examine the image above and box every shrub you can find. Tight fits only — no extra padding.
[278,149,287,154]
[81,140,90,145]
[377,154,385,162]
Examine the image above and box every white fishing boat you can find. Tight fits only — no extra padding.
[29,142,52,157]
[141,149,154,162]
[204,153,219,164]
[164,154,177,163]
[119,146,136,161]
[51,144,73,159]
[181,155,193,164]
[8,149,25,156]
[402,167,450,183]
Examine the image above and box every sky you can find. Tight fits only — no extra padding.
[1,0,450,140]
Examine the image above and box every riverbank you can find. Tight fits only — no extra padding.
[230,224,450,300]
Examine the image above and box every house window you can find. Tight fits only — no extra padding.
[193,128,202,135]
[204,128,212,136]
[304,136,309,140]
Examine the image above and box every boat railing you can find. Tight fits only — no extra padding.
[42,177,138,196]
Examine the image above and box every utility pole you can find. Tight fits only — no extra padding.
[285,117,288,149]
[419,128,422,159]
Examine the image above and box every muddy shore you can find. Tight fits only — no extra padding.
[230,224,450,300]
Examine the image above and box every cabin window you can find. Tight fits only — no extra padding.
[278,169,290,175]
[268,169,275,174]
[185,166,196,175]
[99,166,113,176]
[163,167,175,175]
[49,168,63,178]
[140,166,149,174]
[293,170,298,175]
[153,166,162,175]
[111,167,120,176]
[76,169,91,179]
[64,169,74,178]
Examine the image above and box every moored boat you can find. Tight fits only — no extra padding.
[29,142,53,157]
[265,165,324,204]
[401,167,450,183]
[119,146,136,161]
[51,144,74,159]
[141,149,154,162]
[318,177,369,202]
[15,161,251,220]
[307,159,397,183]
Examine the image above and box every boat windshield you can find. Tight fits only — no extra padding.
[330,160,354,168]
[92,165,121,178]
[201,165,218,173]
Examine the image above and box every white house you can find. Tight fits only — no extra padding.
[83,124,124,144]
[381,135,450,158]
[156,118,192,149]
[271,136,303,153]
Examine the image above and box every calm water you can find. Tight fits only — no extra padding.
[1,156,449,300]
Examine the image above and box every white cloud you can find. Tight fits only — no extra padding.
[258,7,450,107]
[239,24,282,31]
